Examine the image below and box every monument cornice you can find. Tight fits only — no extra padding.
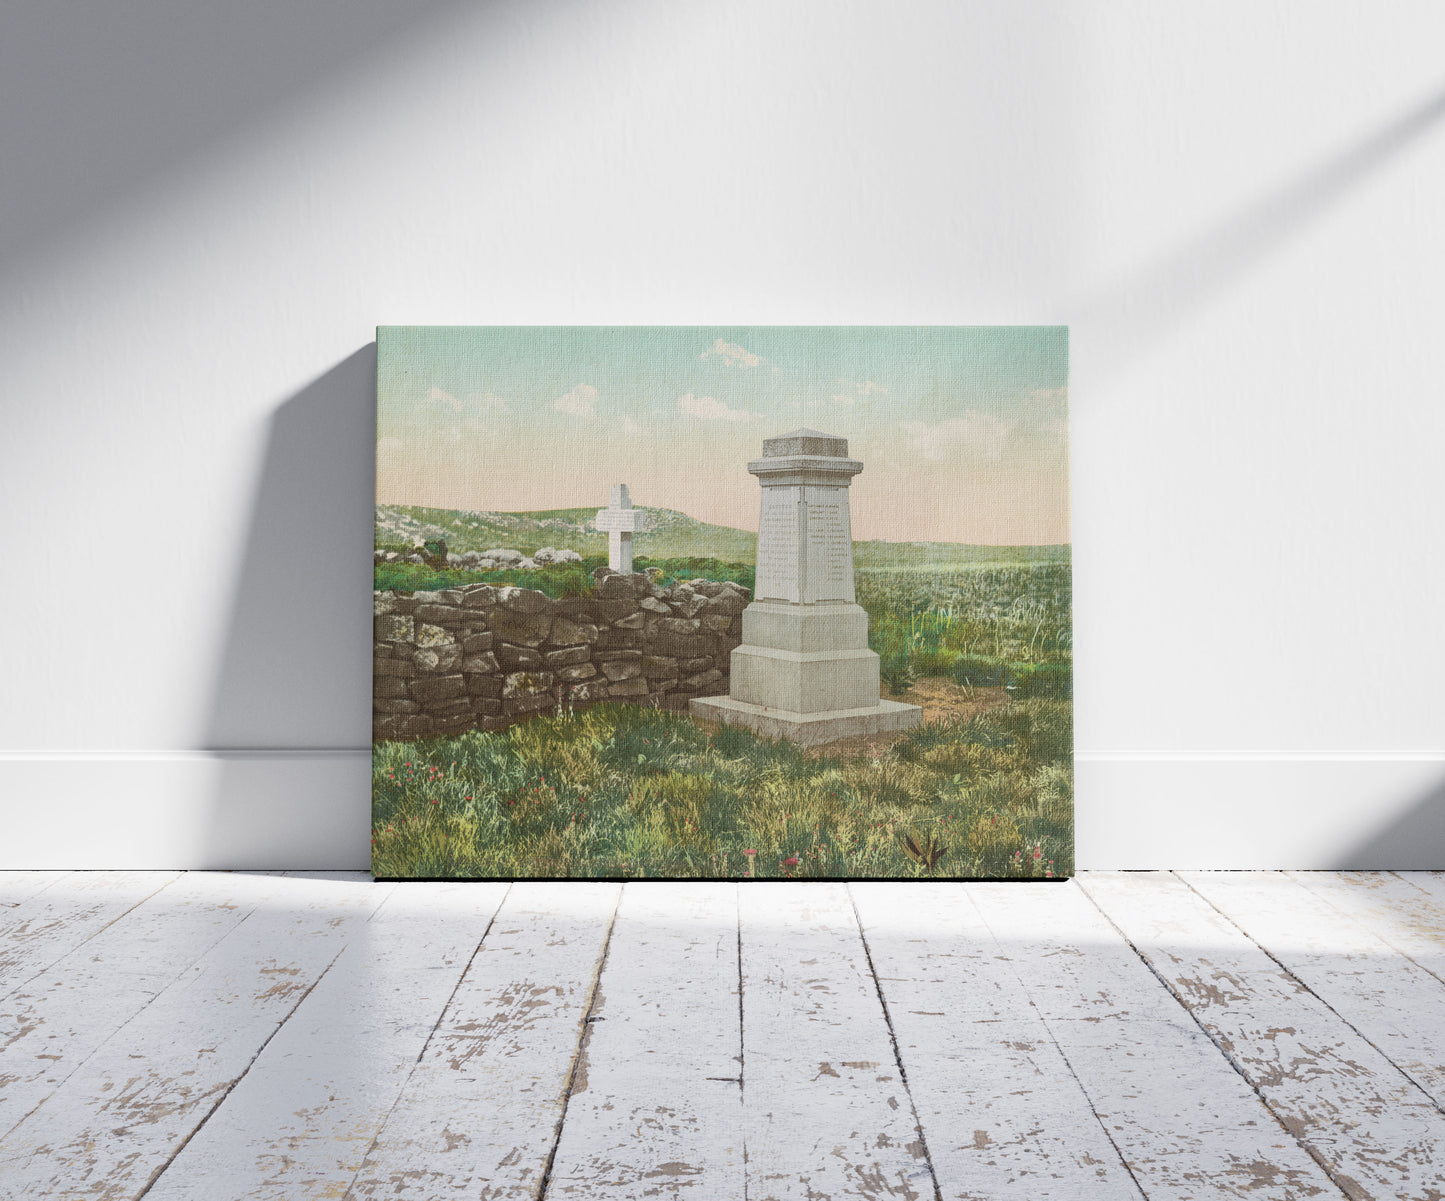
[746,454,863,481]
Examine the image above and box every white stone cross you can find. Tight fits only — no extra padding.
[595,484,646,573]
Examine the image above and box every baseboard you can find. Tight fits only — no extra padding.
[1076,752,1445,869]
[0,751,371,870]
[1,751,1442,870]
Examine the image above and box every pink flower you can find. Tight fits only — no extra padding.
[782,856,800,867]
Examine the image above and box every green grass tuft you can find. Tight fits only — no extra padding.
[372,700,1072,880]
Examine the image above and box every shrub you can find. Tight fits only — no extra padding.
[950,657,1009,688]
[879,651,916,695]
[374,558,610,598]
[1009,662,1072,699]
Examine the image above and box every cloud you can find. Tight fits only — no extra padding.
[699,337,762,368]
[903,414,1016,463]
[678,392,750,421]
[832,379,888,406]
[1025,386,1069,421]
[553,383,598,417]
[621,415,644,436]
[429,386,463,412]
[466,391,509,412]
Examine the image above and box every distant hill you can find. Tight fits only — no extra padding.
[375,503,758,562]
[854,541,1071,571]
[377,503,1069,571]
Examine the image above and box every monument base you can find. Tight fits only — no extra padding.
[689,695,922,747]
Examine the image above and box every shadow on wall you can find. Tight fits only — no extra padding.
[1335,771,1445,871]
[200,347,377,868]
[0,0,477,283]
[1076,82,1445,381]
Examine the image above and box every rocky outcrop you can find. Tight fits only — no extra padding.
[373,569,748,742]
[373,545,583,570]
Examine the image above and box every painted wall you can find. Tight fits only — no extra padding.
[2,0,1442,868]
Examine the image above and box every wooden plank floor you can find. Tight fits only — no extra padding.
[2,874,1444,1199]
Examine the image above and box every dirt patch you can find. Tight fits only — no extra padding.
[803,680,1010,760]
[682,678,1010,760]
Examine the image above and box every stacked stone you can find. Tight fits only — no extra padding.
[373,569,749,742]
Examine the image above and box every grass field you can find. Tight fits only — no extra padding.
[372,506,1073,879]
[857,564,1073,697]
[372,699,1072,880]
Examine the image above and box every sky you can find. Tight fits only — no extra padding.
[376,326,1069,545]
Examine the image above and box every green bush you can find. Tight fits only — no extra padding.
[951,657,1009,688]
[880,650,916,695]
[1009,662,1072,699]
[375,557,610,598]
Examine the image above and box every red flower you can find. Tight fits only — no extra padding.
[742,849,757,856]
[782,856,800,867]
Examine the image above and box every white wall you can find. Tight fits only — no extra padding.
[2,0,1442,869]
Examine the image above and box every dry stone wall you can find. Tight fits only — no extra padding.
[373,569,749,741]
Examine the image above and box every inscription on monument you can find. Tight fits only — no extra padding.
[755,485,801,602]
[801,487,854,602]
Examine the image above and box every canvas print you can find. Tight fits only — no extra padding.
[373,327,1071,879]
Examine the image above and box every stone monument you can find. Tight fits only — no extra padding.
[691,429,922,745]
[595,484,646,573]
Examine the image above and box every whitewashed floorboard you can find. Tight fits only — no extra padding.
[0,872,390,1199]
[0,871,68,908]
[345,881,621,1200]
[1184,870,1445,1112]
[9,872,1445,1201]
[739,882,936,1201]
[1289,871,1445,983]
[851,882,1143,1200]
[0,871,296,1139]
[544,882,744,1199]
[974,882,1341,1200]
[1396,872,1445,910]
[1084,871,1445,1199]
[0,871,182,1000]
[144,881,510,1201]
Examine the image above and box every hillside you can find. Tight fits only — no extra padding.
[376,503,1069,571]
[375,503,758,562]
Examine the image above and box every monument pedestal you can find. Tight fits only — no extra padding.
[690,693,923,747]
[689,428,920,746]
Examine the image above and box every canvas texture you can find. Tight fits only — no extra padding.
[373,327,1071,880]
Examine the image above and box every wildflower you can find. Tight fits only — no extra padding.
[782,856,800,867]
